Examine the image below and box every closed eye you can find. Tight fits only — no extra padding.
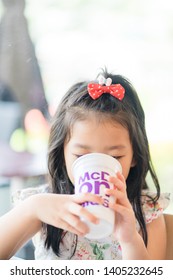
[112,156,124,160]
[73,154,85,158]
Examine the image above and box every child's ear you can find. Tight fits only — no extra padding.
[131,156,136,167]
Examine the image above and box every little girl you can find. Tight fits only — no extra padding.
[0,69,170,260]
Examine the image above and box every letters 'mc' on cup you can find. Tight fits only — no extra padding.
[72,153,122,240]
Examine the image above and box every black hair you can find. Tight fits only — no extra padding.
[45,68,160,257]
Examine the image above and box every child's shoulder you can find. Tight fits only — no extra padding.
[12,184,51,205]
[141,190,170,224]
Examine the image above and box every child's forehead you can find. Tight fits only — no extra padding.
[73,110,128,127]
[66,108,131,140]
[70,114,129,136]
[67,117,132,152]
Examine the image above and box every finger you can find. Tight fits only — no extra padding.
[108,175,126,193]
[73,193,104,205]
[109,202,133,218]
[63,212,89,234]
[105,188,130,208]
[57,218,87,236]
[117,171,126,183]
[67,201,100,224]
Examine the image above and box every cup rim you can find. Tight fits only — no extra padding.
[72,152,122,174]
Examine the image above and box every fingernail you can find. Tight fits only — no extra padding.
[104,188,110,194]
[94,218,100,224]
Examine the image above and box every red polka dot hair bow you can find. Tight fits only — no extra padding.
[87,75,125,100]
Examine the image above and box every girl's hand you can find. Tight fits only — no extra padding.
[30,192,103,237]
[105,172,137,244]
[0,192,103,259]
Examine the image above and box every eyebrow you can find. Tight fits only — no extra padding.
[107,145,126,150]
[73,144,126,150]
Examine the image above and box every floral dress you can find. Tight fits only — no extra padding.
[12,185,170,260]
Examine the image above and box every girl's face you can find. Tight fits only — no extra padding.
[64,116,135,184]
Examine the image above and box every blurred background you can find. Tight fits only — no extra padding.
[0,0,173,258]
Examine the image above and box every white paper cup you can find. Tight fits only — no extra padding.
[72,153,122,240]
